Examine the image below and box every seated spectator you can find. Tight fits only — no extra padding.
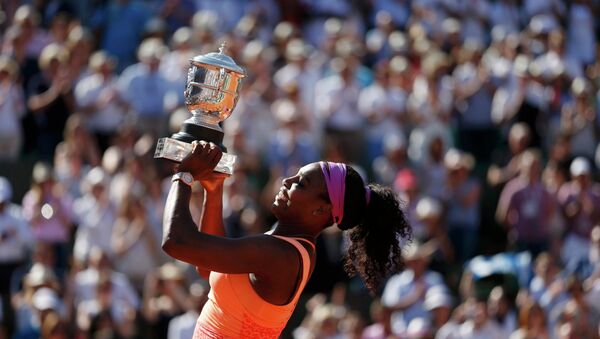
[415,197,455,272]
[436,302,468,339]
[394,169,422,236]
[70,247,139,313]
[457,298,508,339]
[167,281,209,339]
[487,286,518,334]
[142,263,190,339]
[423,285,453,336]
[548,275,600,338]
[361,299,397,339]
[382,240,447,335]
[509,300,549,339]
[373,133,410,187]
[12,264,60,336]
[21,162,75,277]
[72,167,116,266]
[76,272,136,338]
[112,192,164,291]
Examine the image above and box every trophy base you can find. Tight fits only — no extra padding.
[172,120,227,151]
[154,138,236,175]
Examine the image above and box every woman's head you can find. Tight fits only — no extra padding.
[518,300,545,329]
[273,162,412,293]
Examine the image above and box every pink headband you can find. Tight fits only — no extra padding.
[320,161,346,226]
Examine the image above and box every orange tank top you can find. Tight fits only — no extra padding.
[192,235,314,339]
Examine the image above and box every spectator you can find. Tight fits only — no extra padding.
[91,0,151,72]
[21,162,74,276]
[566,0,596,67]
[373,133,410,187]
[453,40,497,164]
[167,281,209,339]
[560,78,597,160]
[443,149,481,263]
[76,272,136,338]
[357,59,406,164]
[12,265,61,339]
[393,171,422,238]
[415,197,455,271]
[457,298,508,339]
[266,98,319,178]
[487,286,518,334]
[557,157,600,266]
[72,167,116,266]
[75,51,128,152]
[509,300,549,339]
[0,56,26,160]
[142,263,189,339]
[315,57,366,165]
[11,5,51,59]
[26,43,74,161]
[488,123,532,188]
[0,177,32,336]
[118,37,172,138]
[70,247,139,317]
[111,192,164,290]
[423,285,453,336]
[496,149,556,256]
[435,302,467,339]
[362,299,397,339]
[159,26,196,108]
[382,240,447,335]
[420,135,447,200]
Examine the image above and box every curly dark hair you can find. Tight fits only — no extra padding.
[338,166,412,294]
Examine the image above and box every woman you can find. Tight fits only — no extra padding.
[162,141,411,338]
[509,300,549,339]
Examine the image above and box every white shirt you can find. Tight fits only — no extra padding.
[168,311,200,339]
[358,82,406,138]
[0,83,25,135]
[408,75,454,125]
[489,1,521,33]
[73,269,140,309]
[73,195,117,263]
[75,73,126,132]
[118,63,172,117]
[458,319,508,339]
[315,74,365,131]
[0,204,32,263]
[273,62,322,118]
[382,269,447,334]
[566,3,596,65]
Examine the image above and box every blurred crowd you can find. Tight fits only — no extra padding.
[0,0,600,338]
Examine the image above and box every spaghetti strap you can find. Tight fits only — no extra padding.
[290,237,316,250]
[270,235,312,301]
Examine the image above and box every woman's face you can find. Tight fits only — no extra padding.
[272,163,329,223]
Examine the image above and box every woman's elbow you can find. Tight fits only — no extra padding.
[161,235,182,258]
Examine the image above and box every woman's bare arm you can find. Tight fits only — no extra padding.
[161,181,296,276]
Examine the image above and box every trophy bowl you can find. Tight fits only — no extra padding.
[155,45,245,175]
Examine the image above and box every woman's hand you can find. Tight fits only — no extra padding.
[177,141,223,181]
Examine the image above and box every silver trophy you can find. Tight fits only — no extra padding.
[154,44,245,174]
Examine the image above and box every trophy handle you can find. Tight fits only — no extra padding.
[154,138,236,175]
